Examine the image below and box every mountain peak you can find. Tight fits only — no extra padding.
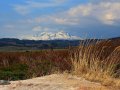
[22,31,81,40]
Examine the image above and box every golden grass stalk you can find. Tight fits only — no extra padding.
[70,39,120,87]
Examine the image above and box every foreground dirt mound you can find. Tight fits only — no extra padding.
[0,74,117,90]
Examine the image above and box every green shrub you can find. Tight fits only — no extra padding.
[0,64,28,80]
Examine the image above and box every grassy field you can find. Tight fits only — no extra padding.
[0,50,71,80]
[0,40,120,88]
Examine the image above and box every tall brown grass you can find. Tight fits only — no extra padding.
[70,39,120,87]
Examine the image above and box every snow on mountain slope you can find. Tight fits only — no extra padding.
[22,31,81,40]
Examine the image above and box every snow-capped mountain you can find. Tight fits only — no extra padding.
[22,31,81,40]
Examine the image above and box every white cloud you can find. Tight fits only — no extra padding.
[32,26,42,31]
[51,0,68,3]
[21,35,35,40]
[32,2,120,26]
[99,13,116,25]
[91,0,120,3]
[68,3,92,17]
[50,2,120,25]
[94,2,120,25]
[13,5,30,15]
[13,0,67,15]
[4,25,15,29]
[17,0,120,31]
[50,17,79,25]
[32,26,50,32]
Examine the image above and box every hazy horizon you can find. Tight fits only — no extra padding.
[0,0,120,39]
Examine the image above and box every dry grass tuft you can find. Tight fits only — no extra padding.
[70,39,120,87]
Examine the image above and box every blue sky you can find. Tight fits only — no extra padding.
[0,0,120,39]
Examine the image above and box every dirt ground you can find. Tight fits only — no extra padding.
[0,74,118,90]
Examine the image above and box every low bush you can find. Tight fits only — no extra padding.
[0,64,28,80]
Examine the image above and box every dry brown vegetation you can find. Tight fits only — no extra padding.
[0,50,71,80]
[0,39,120,88]
[70,40,120,87]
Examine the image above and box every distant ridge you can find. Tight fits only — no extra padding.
[0,36,120,51]
[109,37,120,40]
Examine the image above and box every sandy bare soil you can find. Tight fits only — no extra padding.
[0,74,118,90]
